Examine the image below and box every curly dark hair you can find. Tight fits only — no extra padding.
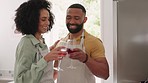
[14,0,54,35]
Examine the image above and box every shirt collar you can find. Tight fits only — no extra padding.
[25,34,45,48]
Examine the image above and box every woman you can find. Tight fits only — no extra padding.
[14,0,66,83]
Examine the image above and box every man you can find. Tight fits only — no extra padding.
[54,3,109,83]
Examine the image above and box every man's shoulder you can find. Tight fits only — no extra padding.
[85,31,102,43]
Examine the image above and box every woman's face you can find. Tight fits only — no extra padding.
[38,8,50,34]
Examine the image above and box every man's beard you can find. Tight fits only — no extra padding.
[66,23,83,34]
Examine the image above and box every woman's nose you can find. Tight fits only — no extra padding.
[46,20,50,26]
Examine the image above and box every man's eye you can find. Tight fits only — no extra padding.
[66,17,71,20]
[75,17,80,20]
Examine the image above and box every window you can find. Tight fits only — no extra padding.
[44,0,101,47]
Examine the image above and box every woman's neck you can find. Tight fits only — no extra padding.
[35,32,42,40]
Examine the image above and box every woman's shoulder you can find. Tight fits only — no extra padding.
[17,35,37,52]
[20,35,32,43]
[19,35,37,46]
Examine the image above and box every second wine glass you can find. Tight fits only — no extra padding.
[66,39,77,69]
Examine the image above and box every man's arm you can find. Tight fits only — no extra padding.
[85,57,109,80]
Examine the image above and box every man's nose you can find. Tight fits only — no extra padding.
[69,18,76,24]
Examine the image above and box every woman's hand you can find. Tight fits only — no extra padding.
[44,46,67,62]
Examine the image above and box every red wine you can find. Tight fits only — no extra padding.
[59,48,67,56]
[59,53,66,56]
[67,48,76,54]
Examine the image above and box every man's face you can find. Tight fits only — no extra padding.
[66,8,86,34]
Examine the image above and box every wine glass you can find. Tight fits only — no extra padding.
[54,40,67,71]
[66,39,77,69]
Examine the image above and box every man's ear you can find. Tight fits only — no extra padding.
[83,17,87,23]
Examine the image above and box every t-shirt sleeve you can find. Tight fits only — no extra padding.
[88,38,105,59]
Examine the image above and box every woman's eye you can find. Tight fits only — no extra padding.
[41,19,46,21]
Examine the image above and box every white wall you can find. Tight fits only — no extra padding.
[0,0,27,81]
[0,0,27,70]
[100,0,114,83]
